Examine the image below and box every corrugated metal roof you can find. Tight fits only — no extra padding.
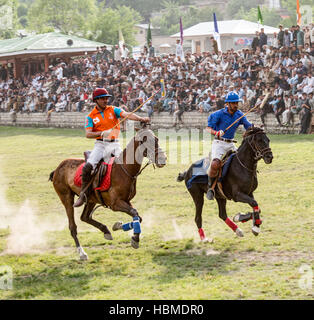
[171,20,279,37]
[0,32,107,57]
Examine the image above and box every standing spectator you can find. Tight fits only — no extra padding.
[175,39,184,61]
[102,45,112,62]
[259,28,268,50]
[173,96,185,127]
[271,32,279,48]
[278,25,284,48]
[296,25,305,49]
[283,29,291,48]
[252,32,259,52]
[122,44,129,59]
[304,27,311,47]
[148,41,155,58]
[299,96,312,134]
[114,45,122,61]
[210,37,218,55]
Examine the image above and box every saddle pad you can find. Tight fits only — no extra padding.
[94,157,115,192]
[187,157,210,189]
[74,162,85,187]
[219,153,236,182]
[73,157,115,191]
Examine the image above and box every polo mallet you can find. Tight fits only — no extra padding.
[223,93,270,135]
[101,88,161,139]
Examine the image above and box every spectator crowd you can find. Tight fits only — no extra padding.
[0,23,313,133]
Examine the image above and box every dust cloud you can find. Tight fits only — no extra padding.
[0,170,64,255]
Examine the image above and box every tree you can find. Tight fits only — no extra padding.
[102,0,191,22]
[280,0,313,26]
[226,0,264,19]
[0,0,19,39]
[91,5,142,46]
[27,0,97,35]
[152,3,222,36]
[234,7,282,27]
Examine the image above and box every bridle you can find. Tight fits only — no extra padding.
[247,131,272,161]
[236,130,272,173]
[120,131,164,179]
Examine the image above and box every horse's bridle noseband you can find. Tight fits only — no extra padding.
[247,132,272,161]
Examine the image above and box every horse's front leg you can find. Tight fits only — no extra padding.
[216,198,244,237]
[80,202,113,240]
[111,199,142,249]
[232,191,262,236]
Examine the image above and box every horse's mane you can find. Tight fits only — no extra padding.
[116,128,152,164]
[242,126,264,139]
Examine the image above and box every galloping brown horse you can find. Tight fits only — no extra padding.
[49,126,167,260]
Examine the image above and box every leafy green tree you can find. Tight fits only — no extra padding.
[152,2,222,36]
[226,0,264,19]
[27,0,97,35]
[102,0,191,22]
[91,5,142,46]
[17,3,28,17]
[0,0,19,39]
[234,7,282,27]
[281,0,314,25]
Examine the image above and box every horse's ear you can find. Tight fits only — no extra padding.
[140,121,147,129]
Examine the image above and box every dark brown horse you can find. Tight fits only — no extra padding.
[177,127,273,241]
[49,126,167,260]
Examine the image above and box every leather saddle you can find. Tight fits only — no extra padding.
[83,151,108,190]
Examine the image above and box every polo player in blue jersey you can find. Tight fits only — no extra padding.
[206,91,253,200]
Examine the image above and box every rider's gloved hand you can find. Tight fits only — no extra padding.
[100,129,111,140]
[215,130,224,138]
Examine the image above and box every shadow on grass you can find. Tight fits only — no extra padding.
[151,241,239,283]
[3,257,110,300]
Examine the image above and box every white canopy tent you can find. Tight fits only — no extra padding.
[171,20,279,53]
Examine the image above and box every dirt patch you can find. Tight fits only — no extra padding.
[232,251,313,264]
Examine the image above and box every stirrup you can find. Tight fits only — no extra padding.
[206,189,215,200]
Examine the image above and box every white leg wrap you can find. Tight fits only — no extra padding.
[77,246,88,261]
[235,228,244,237]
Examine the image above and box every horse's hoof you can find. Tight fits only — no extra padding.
[131,236,139,249]
[112,221,123,231]
[235,228,244,237]
[201,237,214,243]
[79,254,88,261]
[252,226,260,236]
[104,233,113,240]
[77,247,88,261]
[233,213,241,222]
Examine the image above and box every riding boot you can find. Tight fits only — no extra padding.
[73,163,93,208]
[206,158,221,201]
[206,177,215,200]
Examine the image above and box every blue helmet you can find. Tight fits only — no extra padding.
[225,91,241,103]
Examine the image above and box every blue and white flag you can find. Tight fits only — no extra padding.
[213,13,221,52]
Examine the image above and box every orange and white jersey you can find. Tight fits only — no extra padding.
[85,105,122,140]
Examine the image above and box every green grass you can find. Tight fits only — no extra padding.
[0,126,313,300]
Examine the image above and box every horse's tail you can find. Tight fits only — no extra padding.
[177,171,187,182]
[48,170,55,182]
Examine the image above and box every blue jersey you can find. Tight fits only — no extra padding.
[207,106,252,139]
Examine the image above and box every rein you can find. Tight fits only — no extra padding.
[119,134,160,180]
[120,161,151,180]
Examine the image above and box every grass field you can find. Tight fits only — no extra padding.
[0,126,313,300]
